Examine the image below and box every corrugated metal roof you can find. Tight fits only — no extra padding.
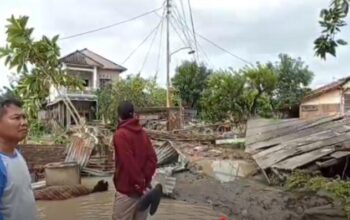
[60,49,127,72]
[80,49,127,71]
[65,135,95,168]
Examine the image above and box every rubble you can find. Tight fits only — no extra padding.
[245,115,350,183]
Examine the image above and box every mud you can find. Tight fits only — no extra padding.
[173,171,342,220]
[37,177,223,220]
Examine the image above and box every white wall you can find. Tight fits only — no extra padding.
[97,69,121,88]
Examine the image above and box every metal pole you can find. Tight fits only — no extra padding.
[166,0,171,108]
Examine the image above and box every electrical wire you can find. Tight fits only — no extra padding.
[169,18,190,47]
[179,0,188,24]
[187,0,199,61]
[172,6,194,48]
[60,7,163,40]
[197,33,253,66]
[171,10,252,66]
[155,15,165,76]
[122,16,165,64]
[139,10,166,73]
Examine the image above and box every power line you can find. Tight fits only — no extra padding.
[187,0,199,61]
[60,7,163,40]
[171,10,252,66]
[122,16,165,64]
[172,6,194,48]
[197,33,253,66]
[139,11,166,73]
[169,18,190,47]
[179,0,188,24]
[155,15,165,76]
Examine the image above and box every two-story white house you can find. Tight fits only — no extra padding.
[46,48,127,128]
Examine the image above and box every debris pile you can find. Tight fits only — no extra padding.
[152,141,188,196]
[245,115,350,183]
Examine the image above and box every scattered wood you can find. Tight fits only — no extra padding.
[245,116,350,183]
[316,159,340,168]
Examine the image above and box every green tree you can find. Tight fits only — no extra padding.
[200,64,277,124]
[315,0,349,59]
[97,75,166,125]
[243,64,277,116]
[0,16,83,123]
[271,54,314,116]
[172,61,212,109]
[200,70,248,124]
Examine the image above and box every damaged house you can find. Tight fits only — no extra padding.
[300,77,350,119]
[45,49,127,128]
[245,77,350,183]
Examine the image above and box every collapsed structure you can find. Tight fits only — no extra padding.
[246,115,350,183]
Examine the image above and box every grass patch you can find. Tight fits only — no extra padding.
[287,170,350,215]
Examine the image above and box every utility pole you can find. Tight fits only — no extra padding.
[166,0,171,108]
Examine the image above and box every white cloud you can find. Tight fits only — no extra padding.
[0,0,349,90]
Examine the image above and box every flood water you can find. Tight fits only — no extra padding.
[37,177,222,220]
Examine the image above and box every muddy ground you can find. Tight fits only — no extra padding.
[172,171,346,220]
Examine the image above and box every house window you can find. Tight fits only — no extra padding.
[100,79,112,89]
[301,105,318,112]
[83,79,89,87]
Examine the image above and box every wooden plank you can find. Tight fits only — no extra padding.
[253,131,345,169]
[253,130,337,163]
[246,118,297,131]
[251,123,350,158]
[246,118,300,139]
[246,116,337,147]
[316,158,340,168]
[273,146,335,170]
[246,119,307,145]
[247,118,350,153]
[330,151,350,159]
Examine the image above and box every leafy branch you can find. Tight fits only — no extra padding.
[0,15,83,124]
[315,0,349,59]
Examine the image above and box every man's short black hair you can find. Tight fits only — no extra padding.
[0,99,23,119]
[118,101,134,120]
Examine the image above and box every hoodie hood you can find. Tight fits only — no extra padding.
[117,118,143,133]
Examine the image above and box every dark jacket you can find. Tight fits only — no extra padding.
[113,118,157,197]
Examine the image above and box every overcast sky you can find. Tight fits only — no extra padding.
[1,0,350,90]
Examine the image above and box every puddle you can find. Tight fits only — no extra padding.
[196,159,257,183]
[36,177,222,220]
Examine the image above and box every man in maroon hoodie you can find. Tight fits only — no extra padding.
[112,101,157,220]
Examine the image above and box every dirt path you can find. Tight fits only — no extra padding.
[173,171,344,220]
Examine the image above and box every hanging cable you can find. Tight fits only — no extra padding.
[172,7,194,48]
[171,10,252,66]
[60,7,163,40]
[179,0,188,24]
[122,16,165,64]
[139,11,166,73]
[187,0,199,61]
[154,10,189,47]
[197,33,253,66]
[155,16,165,76]
[170,19,190,47]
